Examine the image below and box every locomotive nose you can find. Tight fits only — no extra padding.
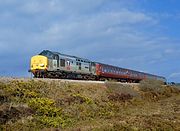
[30,55,48,70]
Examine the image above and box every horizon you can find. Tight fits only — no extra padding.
[0,0,180,82]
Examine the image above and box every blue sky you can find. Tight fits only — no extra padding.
[0,0,179,82]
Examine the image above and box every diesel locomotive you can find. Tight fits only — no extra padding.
[29,50,166,83]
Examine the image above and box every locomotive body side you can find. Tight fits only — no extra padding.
[30,50,96,79]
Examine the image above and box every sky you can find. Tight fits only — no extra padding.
[0,0,180,82]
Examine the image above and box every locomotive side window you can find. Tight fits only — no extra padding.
[60,59,65,67]
[67,61,70,66]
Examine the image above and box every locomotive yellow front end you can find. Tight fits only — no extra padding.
[30,55,48,78]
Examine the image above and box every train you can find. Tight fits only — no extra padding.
[29,50,166,83]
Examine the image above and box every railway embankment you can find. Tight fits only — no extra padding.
[0,78,180,130]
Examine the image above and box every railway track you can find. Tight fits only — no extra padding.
[0,77,139,85]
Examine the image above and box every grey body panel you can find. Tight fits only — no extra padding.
[43,50,96,75]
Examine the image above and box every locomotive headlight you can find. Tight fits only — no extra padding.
[40,64,45,67]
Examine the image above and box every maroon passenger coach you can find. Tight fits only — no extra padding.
[96,63,165,83]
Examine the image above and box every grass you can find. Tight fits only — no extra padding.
[0,79,180,130]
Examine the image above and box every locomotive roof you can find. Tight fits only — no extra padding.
[43,50,91,62]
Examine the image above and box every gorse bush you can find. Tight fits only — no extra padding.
[35,116,65,128]
[71,93,93,105]
[28,98,62,117]
[0,80,47,102]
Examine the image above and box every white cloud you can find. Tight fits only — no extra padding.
[40,9,156,45]
[169,72,180,80]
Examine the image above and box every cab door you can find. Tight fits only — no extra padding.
[53,60,57,69]
[53,55,59,69]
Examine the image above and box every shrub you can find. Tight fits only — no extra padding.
[28,98,62,117]
[140,79,180,100]
[105,82,138,97]
[71,94,93,105]
[139,79,164,93]
[108,93,133,102]
[35,116,65,128]
[27,98,69,128]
